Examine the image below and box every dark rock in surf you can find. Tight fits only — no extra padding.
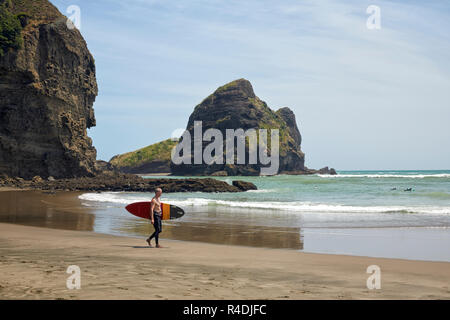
[232,180,258,191]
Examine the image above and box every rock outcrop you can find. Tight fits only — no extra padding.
[0,0,98,179]
[232,180,258,191]
[171,79,306,176]
[0,172,258,193]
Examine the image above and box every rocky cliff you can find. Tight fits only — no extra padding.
[0,0,98,179]
[171,79,306,176]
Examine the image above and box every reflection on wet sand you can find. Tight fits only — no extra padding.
[0,190,95,231]
[118,221,303,250]
[0,190,303,250]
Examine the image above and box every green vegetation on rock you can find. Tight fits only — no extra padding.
[216,79,240,92]
[110,139,178,169]
[0,1,23,56]
[4,0,61,21]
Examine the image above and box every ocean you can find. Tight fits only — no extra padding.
[78,170,450,261]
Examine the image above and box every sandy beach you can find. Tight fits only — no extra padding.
[1,222,449,300]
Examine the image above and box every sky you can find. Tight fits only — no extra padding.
[51,0,450,170]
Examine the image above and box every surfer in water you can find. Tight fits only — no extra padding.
[146,187,163,248]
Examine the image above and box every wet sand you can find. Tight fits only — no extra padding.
[0,190,95,231]
[2,190,450,261]
[0,190,303,249]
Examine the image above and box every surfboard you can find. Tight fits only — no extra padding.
[125,202,185,220]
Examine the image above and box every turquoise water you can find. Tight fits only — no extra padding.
[80,170,450,228]
[163,170,450,212]
[78,170,450,260]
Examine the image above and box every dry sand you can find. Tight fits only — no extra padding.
[0,222,449,299]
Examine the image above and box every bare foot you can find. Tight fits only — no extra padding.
[156,244,163,248]
[146,238,153,247]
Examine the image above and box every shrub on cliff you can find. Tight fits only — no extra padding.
[0,1,23,56]
[16,12,31,27]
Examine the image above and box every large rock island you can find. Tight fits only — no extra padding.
[171,78,307,176]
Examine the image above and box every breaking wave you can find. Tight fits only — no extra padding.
[318,174,450,179]
[79,192,450,215]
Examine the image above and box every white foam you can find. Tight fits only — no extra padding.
[78,193,450,215]
[79,192,149,205]
[318,174,450,179]
[246,189,276,193]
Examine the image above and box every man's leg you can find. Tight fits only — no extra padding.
[147,218,158,246]
[148,231,156,242]
[155,215,162,247]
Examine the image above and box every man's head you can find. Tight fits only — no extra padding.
[155,188,162,197]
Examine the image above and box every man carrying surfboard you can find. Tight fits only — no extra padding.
[146,188,163,248]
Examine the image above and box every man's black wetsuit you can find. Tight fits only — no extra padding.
[149,211,162,245]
